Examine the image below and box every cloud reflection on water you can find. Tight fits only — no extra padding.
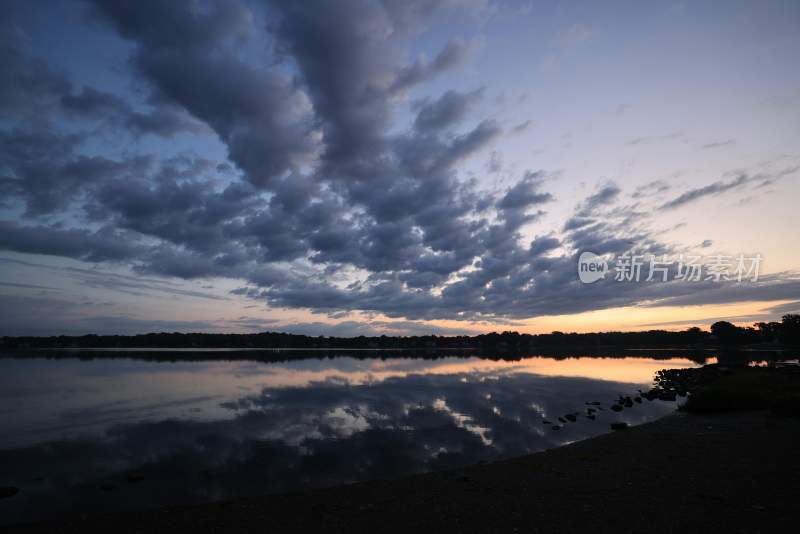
[0,354,691,524]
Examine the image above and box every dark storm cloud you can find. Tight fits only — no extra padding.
[62,86,206,138]
[563,216,593,231]
[80,0,491,291]
[511,120,533,133]
[0,126,153,214]
[390,39,470,92]
[632,179,670,199]
[561,182,621,232]
[266,0,400,166]
[0,2,70,118]
[413,88,484,132]
[237,184,693,322]
[1,0,796,330]
[0,4,202,138]
[528,236,560,256]
[579,183,621,214]
[659,167,798,210]
[0,5,217,219]
[60,86,128,115]
[239,0,502,290]
[0,221,143,262]
[89,0,318,188]
[496,171,553,231]
[659,174,750,210]
[87,155,259,256]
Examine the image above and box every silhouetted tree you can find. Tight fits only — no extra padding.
[710,321,742,345]
[780,314,800,344]
[755,321,781,342]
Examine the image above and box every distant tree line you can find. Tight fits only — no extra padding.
[712,314,800,345]
[2,315,798,351]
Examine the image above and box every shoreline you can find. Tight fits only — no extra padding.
[9,409,799,533]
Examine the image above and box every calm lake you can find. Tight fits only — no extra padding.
[0,350,706,524]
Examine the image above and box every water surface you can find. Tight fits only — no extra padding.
[0,351,699,525]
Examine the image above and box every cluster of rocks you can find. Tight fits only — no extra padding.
[541,368,696,433]
[542,402,607,431]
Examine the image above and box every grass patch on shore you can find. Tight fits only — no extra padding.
[680,366,800,414]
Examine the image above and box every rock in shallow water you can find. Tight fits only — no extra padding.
[0,486,19,499]
[610,422,629,430]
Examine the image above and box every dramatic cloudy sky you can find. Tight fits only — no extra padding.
[1,0,799,336]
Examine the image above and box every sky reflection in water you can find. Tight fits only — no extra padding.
[0,353,697,524]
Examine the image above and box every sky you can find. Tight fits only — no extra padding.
[1,0,799,337]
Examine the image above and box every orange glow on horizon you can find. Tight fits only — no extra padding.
[418,299,797,336]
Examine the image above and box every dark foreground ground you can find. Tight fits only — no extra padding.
[6,408,798,534]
